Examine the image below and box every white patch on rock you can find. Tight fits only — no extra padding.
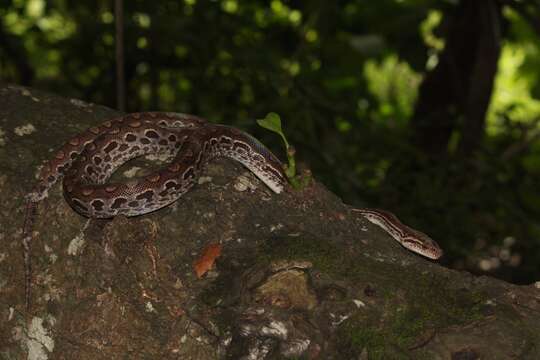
[261,320,288,339]
[26,316,55,360]
[269,223,284,232]
[198,176,212,185]
[329,313,350,326]
[70,98,90,107]
[145,301,156,313]
[233,174,257,192]
[67,219,90,256]
[14,124,37,136]
[202,211,215,219]
[48,253,58,264]
[67,234,85,256]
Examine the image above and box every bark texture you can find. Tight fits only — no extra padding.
[1,84,539,359]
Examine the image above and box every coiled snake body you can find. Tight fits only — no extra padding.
[22,112,441,310]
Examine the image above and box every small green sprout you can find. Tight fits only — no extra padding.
[257,112,310,189]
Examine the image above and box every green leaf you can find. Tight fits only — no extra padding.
[257,112,290,149]
[257,112,282,134]
[257,112,308,187]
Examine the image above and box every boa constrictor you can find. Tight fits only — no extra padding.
[22,112,442,310]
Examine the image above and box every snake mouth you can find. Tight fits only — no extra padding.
[412,244,443,260]
[402,239,443,260]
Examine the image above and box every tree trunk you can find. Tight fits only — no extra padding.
[1,84,539,359]
[410,0,501,157]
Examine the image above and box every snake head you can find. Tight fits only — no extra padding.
[402,230,443,260]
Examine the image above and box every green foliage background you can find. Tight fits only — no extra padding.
[1,0,540,283]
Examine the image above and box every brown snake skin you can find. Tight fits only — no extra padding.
[22,111,442,311]
[22,112,287,309]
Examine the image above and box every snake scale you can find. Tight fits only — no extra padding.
[22,112,442,310]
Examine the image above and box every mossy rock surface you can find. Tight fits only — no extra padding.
[1,84,539,359]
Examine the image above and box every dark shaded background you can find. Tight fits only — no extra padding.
[2,0,540,283]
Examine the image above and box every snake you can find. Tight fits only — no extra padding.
[22,112,442,310]
[351,208,442,260]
